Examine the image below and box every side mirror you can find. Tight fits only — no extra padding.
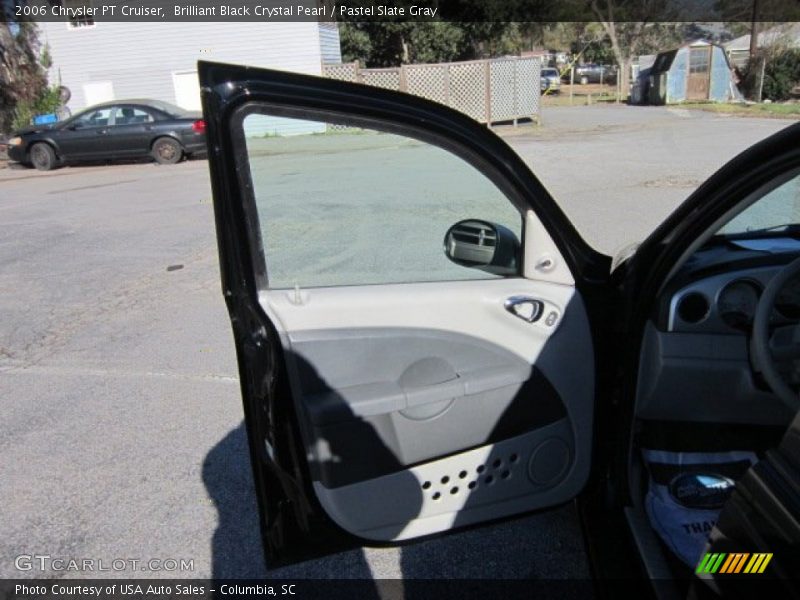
[443,219,519,276]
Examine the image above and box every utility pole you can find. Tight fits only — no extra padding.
[749,0,759,59]
[750,0,764,102]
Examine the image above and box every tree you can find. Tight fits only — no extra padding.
[341,23,465,66]
[714,0,800,34]
[0,5,48,133]
[760,48,800,100]
[714,0,800,97]
[339,22,526,67]
[458,22,526,59]
[741,32,800,101]
[587,1,684,96]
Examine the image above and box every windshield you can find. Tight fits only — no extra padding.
[716,172,800,237]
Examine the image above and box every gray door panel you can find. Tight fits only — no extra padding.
[285,328,567,487]
[314,418,577,541]
[262,279,595,539]
[290,329,534,424]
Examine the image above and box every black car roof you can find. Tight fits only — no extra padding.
[81,98,193,114]
[87,99,161,108]
[76,99,195,117]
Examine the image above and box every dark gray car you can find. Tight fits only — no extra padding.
[570,64,617,84]
[6,99,207,171]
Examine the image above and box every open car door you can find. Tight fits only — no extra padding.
[199,60,611,566]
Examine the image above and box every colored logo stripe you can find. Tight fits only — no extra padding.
[696,552,773,574]
[719,553,737,573]
[721,553,748,573]
[695,553,713,574]
[744,553,773,574]
[696,553,726,574]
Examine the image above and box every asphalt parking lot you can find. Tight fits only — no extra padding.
[0,105,794,580]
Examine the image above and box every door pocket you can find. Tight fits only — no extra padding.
[303,363,530,426]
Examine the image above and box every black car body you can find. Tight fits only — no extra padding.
[6,99,207,170]
[200,60,800,596]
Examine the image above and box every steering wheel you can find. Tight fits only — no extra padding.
[752,255,800,411]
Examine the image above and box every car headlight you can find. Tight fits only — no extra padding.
[8,137,23,146]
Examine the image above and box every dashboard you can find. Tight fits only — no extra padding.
[637,242,799,426]
[664,244,800,334]
[669,266,800,333]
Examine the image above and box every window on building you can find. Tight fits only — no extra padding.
[689,48,711,74]
[50,0,95,29]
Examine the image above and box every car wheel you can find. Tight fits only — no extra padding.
[151,137,183,165]
[29,142,57,171]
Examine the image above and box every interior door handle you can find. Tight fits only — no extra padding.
[504,296,544,323]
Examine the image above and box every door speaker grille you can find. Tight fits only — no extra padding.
[421,451,521,499]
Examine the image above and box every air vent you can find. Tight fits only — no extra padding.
[450,222,497,247]
[677,292,710,324]
[446,221,498,264]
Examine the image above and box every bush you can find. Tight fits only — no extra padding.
[11,85,63,131]
[743,48,800,102]
[762,48,800,101]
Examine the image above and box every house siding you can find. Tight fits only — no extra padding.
[40,21,333,136]
[318,22,342,64]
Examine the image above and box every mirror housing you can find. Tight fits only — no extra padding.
[443,219,519,276]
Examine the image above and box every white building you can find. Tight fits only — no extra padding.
[40,21,342,135]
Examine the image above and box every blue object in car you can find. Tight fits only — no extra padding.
[33,113,58,125]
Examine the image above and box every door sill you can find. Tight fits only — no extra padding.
[624,506,682,600]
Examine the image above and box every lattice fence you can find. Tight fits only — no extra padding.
[322,57,541,125]
[405,64,448,105]
[322,62,359,82]
[360,68,401,90]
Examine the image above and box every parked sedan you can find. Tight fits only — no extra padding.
[540,67,561,93]
[569,63,618,84]
[6,99,207,171]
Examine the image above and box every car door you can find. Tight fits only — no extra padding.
[108,105,158,157]
[199,60,612,566]
[584,122,800,588]
[57,107,115,160]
